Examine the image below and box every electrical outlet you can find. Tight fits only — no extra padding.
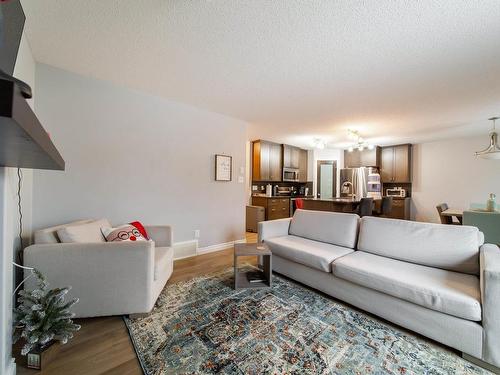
[194,230,200,239]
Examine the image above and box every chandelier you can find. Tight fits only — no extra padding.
[347,130,374,152]
[475,117,500,160]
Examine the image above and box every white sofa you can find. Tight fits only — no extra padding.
[259,209,500,370]
[24,219,174,318]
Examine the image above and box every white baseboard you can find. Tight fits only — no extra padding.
[172,240,198,260]
[172,238,247,260]
[7,359,16,375]
[197,238,246,255]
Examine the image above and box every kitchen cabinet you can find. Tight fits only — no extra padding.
[344,149,360,168]
[380,144,412,183]
[344,147,381,168]
[298,149,308,182]
[385,197,411,220]
[284,144,308,182]
[252,196,291,220]
[283,145,300,169]
[269,143,283,181]
[252,140,282,182]
[253,140,308,183]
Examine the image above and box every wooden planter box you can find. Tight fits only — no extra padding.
[26,341,61,370]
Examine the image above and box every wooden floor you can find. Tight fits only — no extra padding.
[15,233,258,375]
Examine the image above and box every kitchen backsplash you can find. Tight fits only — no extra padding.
[252,181,313,195]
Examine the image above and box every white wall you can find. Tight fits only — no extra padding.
[0,34,35,375]
[412,136,500,222]
[310,148,344,197]
[33,64,248,248]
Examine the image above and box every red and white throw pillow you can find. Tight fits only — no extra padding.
[101,224,148,242]
[129,221,149,240]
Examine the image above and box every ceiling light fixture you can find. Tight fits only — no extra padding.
[475,117,500,160]
[313,138,326,149]
[347,130,374,152]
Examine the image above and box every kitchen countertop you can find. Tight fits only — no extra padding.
[252,194,314,199]
[301,197,382,203]
[252,195,407,202]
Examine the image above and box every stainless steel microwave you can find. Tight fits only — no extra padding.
[386,187,406,197]
[283,168,299,182]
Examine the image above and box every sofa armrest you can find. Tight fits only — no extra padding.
[480,243,500,366]
[23,241,155,317]
[258,218,291,242]
[145,225,173,247]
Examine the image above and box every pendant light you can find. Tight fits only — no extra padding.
[475,117,500,159]
[347,130,374,152]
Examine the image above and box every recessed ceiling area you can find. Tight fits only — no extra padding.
[21,0,500,148]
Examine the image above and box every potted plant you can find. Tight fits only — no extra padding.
[13,269,81,370]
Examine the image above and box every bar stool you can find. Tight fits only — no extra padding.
[376,196,393,217]
[356,198,374,217]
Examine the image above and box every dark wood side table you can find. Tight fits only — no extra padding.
[234,242,272,289]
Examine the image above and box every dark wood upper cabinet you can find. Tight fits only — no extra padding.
[269,142,283,181]
[253,140,308,182]
[298,148,308,182]
[283,145,300,169]
[252,140,282,182]
[344,149,360,168]
[344,147,381,168]
[380,144,412,183]
[380,147,394,182]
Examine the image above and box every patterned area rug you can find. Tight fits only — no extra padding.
[124,267,489,375]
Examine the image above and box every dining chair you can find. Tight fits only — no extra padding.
[436,203,460,225]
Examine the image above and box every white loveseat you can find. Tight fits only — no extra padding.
[259,209,500,370]
[24,219,174,318]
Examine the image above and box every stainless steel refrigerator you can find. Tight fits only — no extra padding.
[340,167,381,199]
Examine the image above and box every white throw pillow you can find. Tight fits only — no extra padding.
[57,218,110,243]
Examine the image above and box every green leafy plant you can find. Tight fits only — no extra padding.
[13,269,81,355]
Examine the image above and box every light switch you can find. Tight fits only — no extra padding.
[238,176,244,183]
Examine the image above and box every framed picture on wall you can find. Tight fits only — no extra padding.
[215,154,232,181]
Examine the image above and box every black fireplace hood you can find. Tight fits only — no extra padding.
[0,0,64,171]
[0,79,65,170]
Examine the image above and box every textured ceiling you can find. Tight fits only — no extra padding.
[21,0,500,148]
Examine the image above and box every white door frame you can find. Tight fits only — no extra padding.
[0,168,16,375]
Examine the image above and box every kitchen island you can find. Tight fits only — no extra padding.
[301,197,381,213]
[301,196,412,220]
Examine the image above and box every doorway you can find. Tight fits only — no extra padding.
[317,160,337,199]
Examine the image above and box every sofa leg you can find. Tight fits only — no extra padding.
[128,312,150,319]
[462,353,500,374]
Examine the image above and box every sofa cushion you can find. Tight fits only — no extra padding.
[357,217,481,275]
[57,218,111,243]
[266,235,353,272]
[34,219,95,244]
[154,247,173,281]
[289,209,359,248]
[333,251,481,321]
